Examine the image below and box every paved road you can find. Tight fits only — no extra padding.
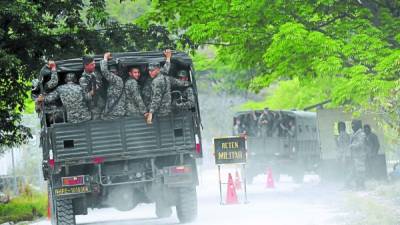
[33,168,346,225]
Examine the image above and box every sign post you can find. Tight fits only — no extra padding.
[213,136,247,204]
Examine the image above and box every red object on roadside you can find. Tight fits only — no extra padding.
[266,168,275,189]
[226,173,238,204]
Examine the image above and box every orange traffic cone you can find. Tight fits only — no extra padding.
[226,173,238,204]
[266,168,275,189]
[235,170,242,190]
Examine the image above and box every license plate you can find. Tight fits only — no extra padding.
[54,185,90,196]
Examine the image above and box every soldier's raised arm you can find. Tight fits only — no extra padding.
[44,60,59,90]
[160,49,172,75]
[100,52,120,84]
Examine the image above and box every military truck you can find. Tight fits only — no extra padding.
[233,110,320,182]
[233,108,387,183]
[37,51,202,225]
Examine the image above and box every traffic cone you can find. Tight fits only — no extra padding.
[266,168,275,189]
[234,170,242,190]
[226,173,238,204]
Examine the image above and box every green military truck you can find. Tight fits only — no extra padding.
[233,108,387,183]
[38,51,202,225]
[233,110,320,182]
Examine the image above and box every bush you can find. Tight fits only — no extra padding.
[0,190,47,224]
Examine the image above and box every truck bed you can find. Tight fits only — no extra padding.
[49,112,196,163]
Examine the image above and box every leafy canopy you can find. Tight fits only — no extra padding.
[139,0,400,124]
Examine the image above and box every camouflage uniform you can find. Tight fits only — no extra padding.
[142,61,172,116]
[125,77,147,116]
[100,60,126,120]
[349,128,367,188]
[172,86,195,110]
[148,74,171,116]
[80,71,105,120]
[45,74,91,123]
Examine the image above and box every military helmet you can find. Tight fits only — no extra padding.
[177,70,188,78]
[148,62,160,71]
[65,72,76,82]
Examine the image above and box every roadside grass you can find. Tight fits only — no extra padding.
[344,182,400,225]
[0,185,47,224]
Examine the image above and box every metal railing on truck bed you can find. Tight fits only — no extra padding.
[49,112,196,163]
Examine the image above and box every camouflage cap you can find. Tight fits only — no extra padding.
[148,62,160,71]
[65,72,76,82]
[177,70,188,77]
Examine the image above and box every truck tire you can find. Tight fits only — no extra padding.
[56,199,76,225]
[176,187,197,223]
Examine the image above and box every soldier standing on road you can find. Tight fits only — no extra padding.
[100,52,126,120]
[37,73,91,123]
[364,124,380,177]
[80,56,105,120]
[171,70,195,111]
[125,67,147,116]
[347,120,368,190]
[335,121,350,163]
[143,49,172,124]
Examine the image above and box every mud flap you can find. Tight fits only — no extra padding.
[163,165,196,187]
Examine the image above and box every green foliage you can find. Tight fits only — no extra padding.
[139,0,400,128]
[0,191,47,224]
[106,0,150,24]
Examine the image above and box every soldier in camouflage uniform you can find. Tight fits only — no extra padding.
[172,70,195,110]
[37,73,91,123]
[80,56,105,120]
[125,67,147,116]
[143,49,173,124]
[347,120,368,190]
[34,61,64,123]
[100,52,126,120]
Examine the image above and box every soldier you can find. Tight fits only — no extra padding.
[80,56,105,120]
[364,124,380,177]
[258,108,273,137]
[144,49,172,124]
[34,60,63,124]
[171,70,195,110]
[125,67,147,116]
[100,52,126,120]
[335,121,350,162]
[347,120,368,190]
[37,73,91,123]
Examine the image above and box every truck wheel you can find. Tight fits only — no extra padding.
[175,187,197,223]
[156,202,172,218]
[56,199,76,225]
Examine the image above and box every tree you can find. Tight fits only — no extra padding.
[0,0,185,147]
[139,0,400,124]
